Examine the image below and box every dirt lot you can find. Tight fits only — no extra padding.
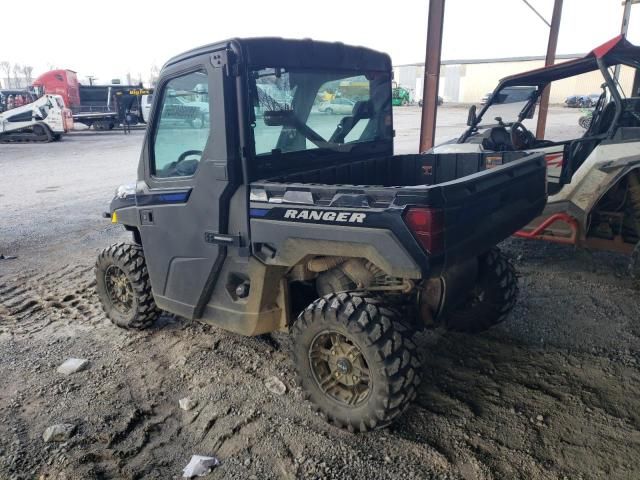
[1,107,639,480]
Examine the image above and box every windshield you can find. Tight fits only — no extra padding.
[478,86,538,127]
[250,68,392,157]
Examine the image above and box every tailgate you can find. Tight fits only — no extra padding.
[401,151,547,269]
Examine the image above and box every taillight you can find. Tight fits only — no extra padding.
[403,207,445,255]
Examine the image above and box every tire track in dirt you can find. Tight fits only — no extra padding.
[0,263,102,335]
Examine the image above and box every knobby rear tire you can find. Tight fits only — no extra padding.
[444,248,518,333]
[291,292,421,432]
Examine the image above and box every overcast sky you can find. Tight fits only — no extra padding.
[2,0,638,84]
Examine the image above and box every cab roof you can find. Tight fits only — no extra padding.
[164,37,392,72]
[499,35,640,88]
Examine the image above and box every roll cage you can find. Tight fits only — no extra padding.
[461,35,640,143]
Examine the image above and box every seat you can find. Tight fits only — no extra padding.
[328,100,373,144]
[562,103,616,182]
[588,101,616,136]
[481,126,513,152]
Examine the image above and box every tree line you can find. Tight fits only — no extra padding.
[0,62,34,89]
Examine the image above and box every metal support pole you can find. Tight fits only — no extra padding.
[419,0,445,153]
[614,0,635,81]
[520,0,551,26]
[536,0,563,139]
[621,0,633,35]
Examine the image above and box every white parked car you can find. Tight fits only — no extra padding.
[318,97,356,115]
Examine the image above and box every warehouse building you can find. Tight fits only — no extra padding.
[395,53,637,104]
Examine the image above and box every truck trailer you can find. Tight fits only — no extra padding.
[32,70,150,130]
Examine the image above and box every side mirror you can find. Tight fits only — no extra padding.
[525,103,536,119]
[467,105,477,127]
[263,109,296,127]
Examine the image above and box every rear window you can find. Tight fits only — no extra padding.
[250,68,392,157]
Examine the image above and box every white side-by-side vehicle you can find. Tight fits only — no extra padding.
[430,35,640,279]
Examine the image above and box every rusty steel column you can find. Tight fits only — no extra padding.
[536,0,563,139]
[419,0,446,153]
[614,0,635,81]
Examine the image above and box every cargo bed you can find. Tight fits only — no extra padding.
[250,152,547,274]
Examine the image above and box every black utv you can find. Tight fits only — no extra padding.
[96,38,547,431]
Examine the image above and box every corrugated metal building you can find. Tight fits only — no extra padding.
[395,54,636,104]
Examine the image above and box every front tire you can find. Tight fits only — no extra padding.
[444,248,518,333]
[95,243,161,329]
[291,292,421,432]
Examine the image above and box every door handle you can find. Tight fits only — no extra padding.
[204,232,242,246]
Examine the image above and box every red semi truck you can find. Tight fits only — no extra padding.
[33,70,150,130]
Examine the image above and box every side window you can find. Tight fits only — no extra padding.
[152,69,210,178]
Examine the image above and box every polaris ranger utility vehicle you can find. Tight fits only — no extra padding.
[431,35,640,280]
[96,38,547,431]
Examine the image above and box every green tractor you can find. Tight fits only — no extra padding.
[392,83,412,106]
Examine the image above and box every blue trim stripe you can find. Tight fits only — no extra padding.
[250,208,269,217]
[136,190,191,206]
[158,192,189,202]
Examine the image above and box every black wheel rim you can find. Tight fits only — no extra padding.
[309,330,371,407]
[104,265,134,315]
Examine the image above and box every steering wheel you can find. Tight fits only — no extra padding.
[177,150,202,164]
[161,150,202,177]
[510,122,535,150]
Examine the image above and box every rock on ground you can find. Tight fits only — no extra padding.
[179,397,198,411]
[264,376,287,396]
[57,358,89,375]
[43,424,76,443]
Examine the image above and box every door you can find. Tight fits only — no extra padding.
[137,51,236,319]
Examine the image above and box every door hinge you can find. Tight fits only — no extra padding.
[210,50,228,69]
[210,49,238,76]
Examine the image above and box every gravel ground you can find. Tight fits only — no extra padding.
[1,107,639,480]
